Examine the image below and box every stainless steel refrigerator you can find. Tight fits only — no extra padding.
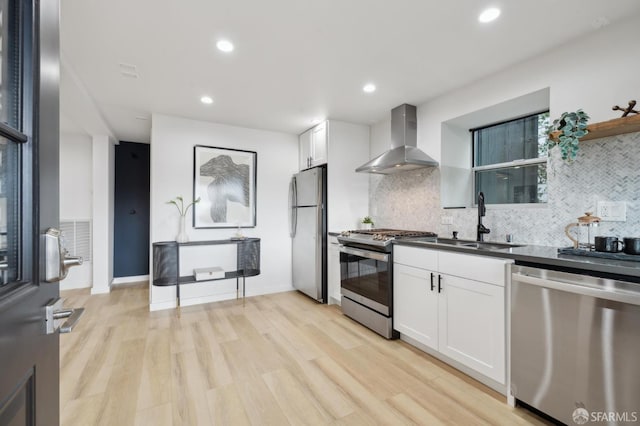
[288,166,326,302]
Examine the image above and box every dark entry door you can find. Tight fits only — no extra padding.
[114,141,150,278]
[0,0,61,425]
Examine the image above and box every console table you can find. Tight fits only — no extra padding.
[152,238,260,306]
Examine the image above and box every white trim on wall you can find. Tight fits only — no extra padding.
[112,275,150,285]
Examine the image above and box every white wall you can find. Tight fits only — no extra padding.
[326,120,370,231]
[60,133,92,218]
[417,17,640,163]
[150,114,298,310]
[369,16,640,245]
[59,132,92,289]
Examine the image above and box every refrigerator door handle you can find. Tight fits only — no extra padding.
[289,177,297,237]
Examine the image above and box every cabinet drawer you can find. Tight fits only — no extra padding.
[438,251,510,286]
[394,245,438,270]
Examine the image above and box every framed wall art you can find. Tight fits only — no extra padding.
[193,145,257,228]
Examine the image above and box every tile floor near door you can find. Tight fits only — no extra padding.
[60,283,548,425]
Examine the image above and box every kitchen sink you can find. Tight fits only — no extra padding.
[427,238,525,250]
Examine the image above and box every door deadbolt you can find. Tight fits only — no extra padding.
[44,228,83,282]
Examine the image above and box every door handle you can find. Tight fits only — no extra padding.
[45,298,85,334]
[44,228,83,282]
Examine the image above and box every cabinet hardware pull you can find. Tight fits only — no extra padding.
[438,275,443,293]
[430,272,434,291]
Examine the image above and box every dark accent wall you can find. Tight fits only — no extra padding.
[114,141,150,278]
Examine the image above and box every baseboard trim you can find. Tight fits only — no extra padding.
[112,275,149,285]
[91,284,112,295]
[149,285,296,311]
[399,334,507,397]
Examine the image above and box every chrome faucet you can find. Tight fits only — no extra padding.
[477,191,490,241]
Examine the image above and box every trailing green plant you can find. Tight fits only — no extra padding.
[546,109,590,161]
[167,195,200,217]
[362,216,374,225]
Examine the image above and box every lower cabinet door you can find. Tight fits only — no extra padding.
[327,237,341,304]
[438,274,505,384]
[393,264,438,350]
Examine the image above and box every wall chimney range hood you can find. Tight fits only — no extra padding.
[356,104,438,174]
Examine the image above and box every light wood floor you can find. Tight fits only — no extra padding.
[60,283,549,425]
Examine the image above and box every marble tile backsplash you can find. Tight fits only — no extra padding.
[369,132,640,247]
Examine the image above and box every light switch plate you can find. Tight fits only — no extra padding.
[597,201,626,222]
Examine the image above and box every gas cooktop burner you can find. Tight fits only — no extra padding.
[338,228,437,247]
[341,228,437,237]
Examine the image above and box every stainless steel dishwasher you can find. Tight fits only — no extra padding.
[511,265,640,425]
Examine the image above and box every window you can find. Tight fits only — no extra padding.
[0,0,34,293]
[472,111,549,205]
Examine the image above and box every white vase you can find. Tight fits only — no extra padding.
[361,223,372,230]
[176,216,189,243]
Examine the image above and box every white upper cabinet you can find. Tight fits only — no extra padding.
[299,121,328,170]
[310,122,328,167]
[299,129,312,170]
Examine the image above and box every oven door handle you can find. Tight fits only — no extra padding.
[340,246,389,262]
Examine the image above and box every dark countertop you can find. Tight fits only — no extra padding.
[394,239,640,280]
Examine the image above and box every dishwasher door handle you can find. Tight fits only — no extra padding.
[512,272,640,306]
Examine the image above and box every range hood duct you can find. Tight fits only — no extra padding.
[356,104,438,174]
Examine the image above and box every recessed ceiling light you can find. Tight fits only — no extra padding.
[363,83,376,93]
[478,7,501,23]
[216,40,234,53]
[200,96,214,105]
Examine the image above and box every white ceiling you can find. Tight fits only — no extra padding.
[60,0,640,143]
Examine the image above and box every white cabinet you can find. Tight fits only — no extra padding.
[299,129,312,170]
[310,122,327,167]
[299,121,328,170]
[393,245,510,385]
[327,235,341,305]
[393,264,438,350]
[437,274,505,383]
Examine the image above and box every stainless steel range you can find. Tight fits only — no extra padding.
[337,229,437,338]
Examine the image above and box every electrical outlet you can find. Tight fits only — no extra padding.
[441,215,453,225]
[596,201,626,222]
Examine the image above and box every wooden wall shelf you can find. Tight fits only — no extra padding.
[550,114,640,142]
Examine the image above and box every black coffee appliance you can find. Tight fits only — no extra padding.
[623,237,640,255]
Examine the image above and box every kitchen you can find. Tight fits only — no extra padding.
[3,0,639,425]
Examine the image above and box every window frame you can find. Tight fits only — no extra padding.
[0,0,36,297]
[471,110,549,206]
